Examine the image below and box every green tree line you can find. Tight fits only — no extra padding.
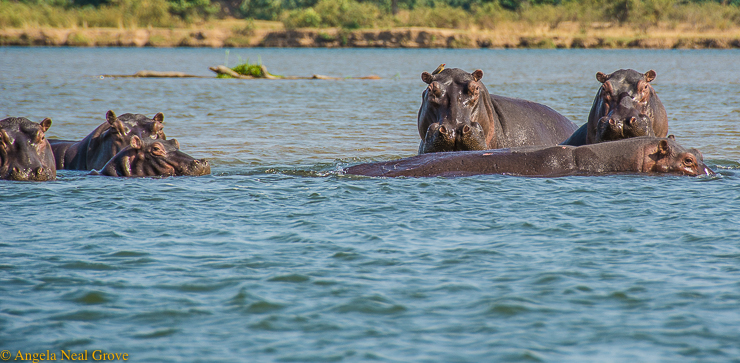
[2,0,740,29]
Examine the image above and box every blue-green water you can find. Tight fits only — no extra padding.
[2,48,740,362]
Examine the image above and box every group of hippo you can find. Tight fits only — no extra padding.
[347,66,714,178]
[0,111,210,181]
[1,66,714,181]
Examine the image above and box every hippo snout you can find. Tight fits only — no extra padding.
[457,122,487,151]
[188,159,211,176]
[596,116,624,142]
[420,122,488,154]
[9,165,55,181]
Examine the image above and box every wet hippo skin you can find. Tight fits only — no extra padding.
[417,67,578,154]
[347,136,713,178]
[1,117,56,181]
[97,136,210,177]
[49,110,166,170]
[562,69,668,146]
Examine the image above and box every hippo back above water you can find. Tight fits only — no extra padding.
[562,69,668,146]
[417,67,577,154]
[49,110,166,170]
[1,117,56,181]
[346,136,713,178]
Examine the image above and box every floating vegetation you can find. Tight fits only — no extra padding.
[213,56,281,79]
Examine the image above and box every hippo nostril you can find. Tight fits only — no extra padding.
[608,118,616,125]
[462,125,471,134]
[628,117,636,125]
[439,126,448,134]
[35,167,44,175]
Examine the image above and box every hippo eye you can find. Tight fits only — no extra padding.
[32,130,45,144]
[151,143,167,156]
[467,83,478,96]
[683,156,695,166]
[428,82,443,98]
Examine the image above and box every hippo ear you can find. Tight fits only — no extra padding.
[657,139,670,157]
[39,118,52,132]
[596,72,608,83]
[130,135,143,149]
[644,70,656,83]
[421,72,434,84]
[171,139,180,150]
[153,112,164,123]
[106,110,117,125]
[107,112,126,135]
[471,69,483,82]
[667,134,675,140]
[151,142,167,156]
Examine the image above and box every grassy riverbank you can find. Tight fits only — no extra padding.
[3,19,740,48]
[2,0,740,48]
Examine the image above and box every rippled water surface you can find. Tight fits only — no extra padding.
[2,48,740,362]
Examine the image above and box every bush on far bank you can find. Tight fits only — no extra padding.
[2,0,740,30]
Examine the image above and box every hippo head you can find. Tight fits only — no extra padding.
[117,111,167,141]
[100,135,210,177]
[643,136,714,176]
[418,67,493,153]
[586,69,668,144]
[595,69,656,114]
[0,117,56,181]
[85,110,167,170]
[595,96,654,143]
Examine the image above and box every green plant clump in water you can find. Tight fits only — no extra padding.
[221,57,282,78]
[231,60,265,77]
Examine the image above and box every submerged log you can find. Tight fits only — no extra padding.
[99,70,204,78]
[209,64,278,79]
[208,65,252,79]
[209,65,380,80]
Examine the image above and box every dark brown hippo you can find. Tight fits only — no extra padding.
[1,117,56,181]
[96,136,210,177]
[562,69,668,146]
[346,136,713,178]
[49,110,166,170]
[594,96,654,143]
[418,67,577,154]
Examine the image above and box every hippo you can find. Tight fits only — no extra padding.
[96,136,210,177]
[595,96,654,143]
[346,136,713,178]
[1,117,56,181]
[417,67,578,154]
[49,110,166,170]
[562,69,668,146]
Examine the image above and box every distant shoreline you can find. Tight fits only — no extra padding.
[3,23,740,49]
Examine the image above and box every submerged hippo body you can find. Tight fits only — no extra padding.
[347,136,713,178]
[49,110,166,170]
[562,69,668,146]
[1,117,56,181]
[418,68,577,154]
[98,136,210,177]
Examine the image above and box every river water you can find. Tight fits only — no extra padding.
[2,47,740,362]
